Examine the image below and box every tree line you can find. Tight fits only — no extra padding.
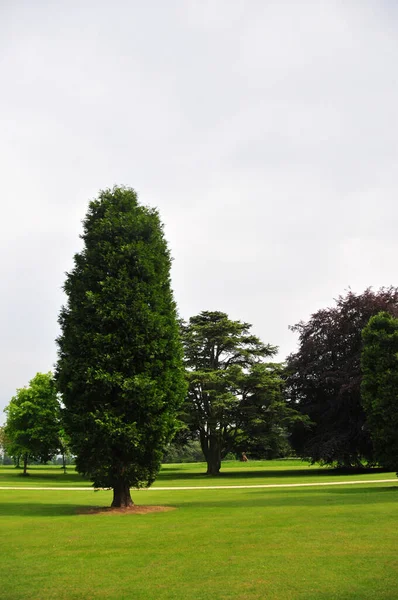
[2,187,397,507]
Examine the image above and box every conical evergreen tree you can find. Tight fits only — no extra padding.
[56,186,186,507]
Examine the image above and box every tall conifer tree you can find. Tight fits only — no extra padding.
[56,187,186,507]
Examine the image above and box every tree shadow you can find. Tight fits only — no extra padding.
[0,500,178,518]
[0,471,89,485]
[327,485,398,496]
[1,486,396,517]
[156,467,389,482]
[0,502,91,518]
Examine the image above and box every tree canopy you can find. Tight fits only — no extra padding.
[361,312,398,473]
[180,311,297,474]
[3,372,60,474]
[56,186,186,507]
[286,288,398,467]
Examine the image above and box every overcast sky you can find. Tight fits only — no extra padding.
[1,0,397,418]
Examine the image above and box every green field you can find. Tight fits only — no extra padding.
[1,459,395,488]
[1,461,397,599]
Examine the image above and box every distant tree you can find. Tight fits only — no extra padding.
[286,288,398,467]
[181,311,299,475]
[3,373,60,475]
[0,426,5,453]
[1,453,13,466]
[58,428,72,473]
[361,312,398,473]
[56,186,186,507]
[0,426,8,464]
[163,440,205,464]
[0,426,14,465]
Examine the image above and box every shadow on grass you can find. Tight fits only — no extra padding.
[0,501,177,518]
[2,486,396,517]
[327,485,398,496]
[0,472,89,485]
[0,503,89,517]
[156,467,388,482]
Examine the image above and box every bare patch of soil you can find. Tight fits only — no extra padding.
[78,505,176,515]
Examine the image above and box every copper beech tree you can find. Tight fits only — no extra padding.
[286,288,398,467]
[56,187,186,507]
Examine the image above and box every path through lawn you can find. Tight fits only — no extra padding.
[0,477,397,491]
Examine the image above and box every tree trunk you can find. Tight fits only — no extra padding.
[206,435,221,476]
[22,453,28,476]
[206,458,221,475]
[62,452,66,474]
[111,482,134,508]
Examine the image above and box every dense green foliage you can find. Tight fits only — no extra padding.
[287,288,398,467]
[163,440,205,463]
[361,312,398,473]
[56,186,186,506]
[3,372,60,473]
[181,311,299,474]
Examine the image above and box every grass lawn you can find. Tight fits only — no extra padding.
[0,459,395,488]
[0,462,397,599]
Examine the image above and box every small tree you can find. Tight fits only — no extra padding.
[181,311,295,475]
[361,312,398,473]
[3,373,60,475]
[58,428,72,473]
[56,186,186,507]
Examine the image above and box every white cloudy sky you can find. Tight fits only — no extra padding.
[1,0,397,417]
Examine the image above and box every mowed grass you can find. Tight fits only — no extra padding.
[0,462,397,599]
[0,459,395,487]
